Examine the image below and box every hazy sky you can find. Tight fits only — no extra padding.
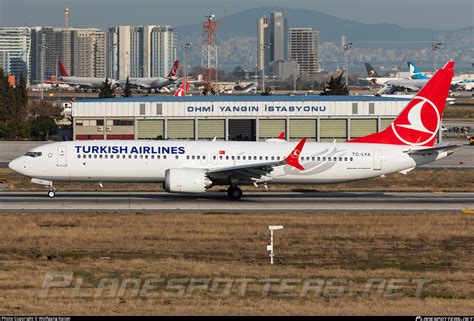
[0,0,472,30]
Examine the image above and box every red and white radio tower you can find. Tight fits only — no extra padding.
[201,15,220,94]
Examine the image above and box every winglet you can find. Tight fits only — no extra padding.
[278,132,285,139]
[284,137,306,170]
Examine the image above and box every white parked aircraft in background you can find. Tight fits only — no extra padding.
[123,60,179,92]
[57,61,119,90]
[9,62,457,199]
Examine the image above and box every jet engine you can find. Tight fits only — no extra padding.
[164,168,212,193]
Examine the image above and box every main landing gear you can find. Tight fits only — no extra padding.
[227,186,243,200]
[48,187,56,198]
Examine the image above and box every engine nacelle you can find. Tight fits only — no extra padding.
[164,168,212,193]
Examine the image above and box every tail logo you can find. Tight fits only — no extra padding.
[392,96,440,146]
[369,70,376,77]
[291,149,300,158]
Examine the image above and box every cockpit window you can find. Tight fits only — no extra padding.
[25,151,42,158]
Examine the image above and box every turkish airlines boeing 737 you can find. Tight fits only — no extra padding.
[9,62,457,200]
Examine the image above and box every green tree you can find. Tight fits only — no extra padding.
[10,73,30,139]
[0,68,30,139]
[28,100,63,121]
[99,78,115,98]
[123,76,132,97]
[30,115,58,140]
[320,72,349,96]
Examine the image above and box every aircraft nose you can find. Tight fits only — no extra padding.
[8,157,24,174]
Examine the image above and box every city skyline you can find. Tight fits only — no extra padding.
[0,0,472,30]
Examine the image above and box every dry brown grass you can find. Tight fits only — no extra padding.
[0,211,472,315]
[2,168,474,192]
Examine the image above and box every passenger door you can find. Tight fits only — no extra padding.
[373,149,382,171]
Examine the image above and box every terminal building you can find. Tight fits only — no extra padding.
[71,96,413,142]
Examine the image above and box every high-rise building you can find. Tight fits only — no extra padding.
[0,27,31,83]
[32,27,106,82]
[150,26,177,77]
[268,12,288,64]
[289,28,319,75]
[107,25,177,80]
[257,12,293,80]
[71,29,106,78]
[33,27,72,82]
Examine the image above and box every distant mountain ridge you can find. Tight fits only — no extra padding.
[174,6,471,44]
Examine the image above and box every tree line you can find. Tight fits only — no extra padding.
[0,68,64,141]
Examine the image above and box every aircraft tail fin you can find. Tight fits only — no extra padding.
[408,61,430,80]
[58,61,69,77]
[173,82,189,96]
[167,60,179,78]
[365,63,380,77]
[348,61,455,147]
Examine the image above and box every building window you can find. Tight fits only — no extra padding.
[352,103,358,115]
[113,119,134,126]
[156,103,162,115]
[369,103,375,115]
[140,103,146,116]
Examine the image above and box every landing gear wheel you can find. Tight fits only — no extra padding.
[227,186,243,200]
[48,189,56,198]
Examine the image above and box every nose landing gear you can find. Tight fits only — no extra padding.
[48,187,56,198]
[227,186,243,200]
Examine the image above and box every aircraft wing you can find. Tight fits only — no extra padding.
[206,137,307,184]
[400,84,420,91]
[206,161,282,183]
[129,81,151,89]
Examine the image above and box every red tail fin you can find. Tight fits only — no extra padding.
[58,61,69,77]
[167,60,179,78]
[348,61,455,147]
[173,82,188,96]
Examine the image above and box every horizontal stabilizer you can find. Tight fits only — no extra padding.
[404,144,459,155]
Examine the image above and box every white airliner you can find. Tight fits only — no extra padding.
[9,62,457,200]
[57,61,119,90]
[122,60,179,92]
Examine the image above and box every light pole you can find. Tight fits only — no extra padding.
[343,41,353,87]
[262,42,271,93]
[183,42,192,96]
[40,42,48,100]
[432,42,443,72]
